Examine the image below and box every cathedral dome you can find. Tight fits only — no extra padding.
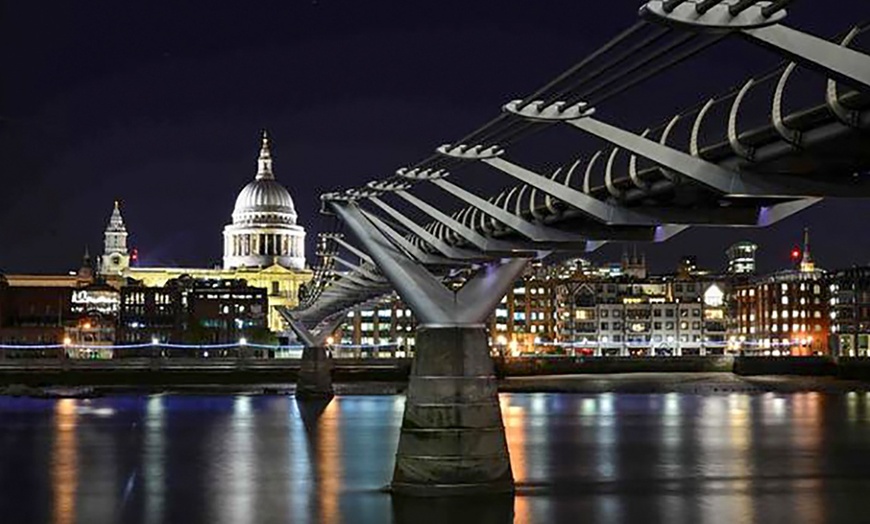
[223,131,307,271]
[231,131,298,225]
[232,179,297,224]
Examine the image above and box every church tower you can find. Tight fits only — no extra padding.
[100,201,130,275]
[799,227,815,273]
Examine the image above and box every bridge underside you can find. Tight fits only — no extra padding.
[289,8,870,496]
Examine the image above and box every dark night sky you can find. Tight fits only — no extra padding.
[1,1,868,276]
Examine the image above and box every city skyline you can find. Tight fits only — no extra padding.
[2,1,870,274]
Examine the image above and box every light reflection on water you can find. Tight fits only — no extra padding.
[2,392,870,523]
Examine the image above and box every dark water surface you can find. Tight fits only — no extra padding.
[2,392,870,523]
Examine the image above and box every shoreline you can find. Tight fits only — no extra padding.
[2,372,869,399]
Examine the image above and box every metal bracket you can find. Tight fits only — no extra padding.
[640,1,786,30]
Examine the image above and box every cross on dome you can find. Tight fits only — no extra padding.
[256,129,274,180]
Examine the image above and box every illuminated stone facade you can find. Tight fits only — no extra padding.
[123,265,309,332]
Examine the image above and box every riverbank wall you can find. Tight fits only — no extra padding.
[3,356,870,386]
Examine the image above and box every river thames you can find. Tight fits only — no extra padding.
[2,391,870,523]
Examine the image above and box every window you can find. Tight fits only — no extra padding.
[601,310,609,318]
[654,322,662,330]
[601,322,609,330]
[653,309,662,317]
[613,310,622,318]
[272,282,280,295]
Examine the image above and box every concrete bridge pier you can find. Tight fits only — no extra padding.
[331,200,529,496]
[296,345,334,400]
[393,325,513,495]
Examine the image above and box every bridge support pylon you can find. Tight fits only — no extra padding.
[331,200,528,496]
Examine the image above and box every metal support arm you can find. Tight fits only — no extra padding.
[743,24,870,90]
[331,201,529,326]
[429,178,589,244]
[368,197,481,260]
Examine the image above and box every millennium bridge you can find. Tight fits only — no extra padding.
[277,1,870,497]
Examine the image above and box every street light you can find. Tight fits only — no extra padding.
[239,337,248,346]
[151,336,159,346]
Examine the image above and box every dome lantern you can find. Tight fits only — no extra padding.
[256,129,275,181]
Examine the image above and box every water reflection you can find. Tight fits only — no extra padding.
[2,391,866,523]
[392,494,515,524]
[144,395,165,524]
[52,399,78,524]
[315,400,341,523]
